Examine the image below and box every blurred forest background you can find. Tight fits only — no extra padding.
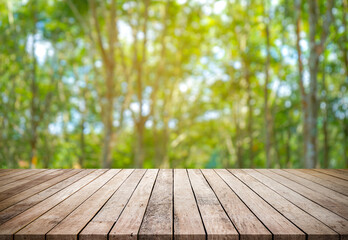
[0,0,347,169]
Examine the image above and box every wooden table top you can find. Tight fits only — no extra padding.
[0,169,347,240]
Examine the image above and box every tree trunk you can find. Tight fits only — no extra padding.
[344,120,348,168]
[286,125,292,168]
[321,59,329,168]
[307,1,319,167]
[30,4,38,169]
[295,0,309,167]
[102,66,115,168]
[342,0,348,168]
[264,3,271,168]
[342,0,348,78]
[306,0,334,168]
[246,65,254,167]
[135,120,145,168]
[79,117,86,168]
[235,114,243,168]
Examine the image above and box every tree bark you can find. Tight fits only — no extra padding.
[263,2,271,168]
[295,0,309,167]
[321,58,329,168]
[89,0,118,168]
[246,64,254,168]
[306,0,334,168]
[342,0,348,168]
[30,3,38,169]
[233,102,243,168]
[134,120,145,168]
[344,121,348,168]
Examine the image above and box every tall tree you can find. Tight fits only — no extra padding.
[306,0,334,168]
[88,0,119,168]
[263,0,272,168]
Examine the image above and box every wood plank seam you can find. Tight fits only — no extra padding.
[109,169,159,240]
[36,169,122,240]
[217,169,305,239]
[272,170,348,204]
[199,169,241,236]
[0,169,347,240]
[0,169,104,239]
[213,169,274,239]
[105,169,148,239]
[259,169,348,221]
[137,169,160,238]
[230,169,338,240]
[75,169,136,238]
[313,169,348,181]
[270,169,348,218]
[285,169,348,196]
[186,169,207,239]
[248,169,348,239]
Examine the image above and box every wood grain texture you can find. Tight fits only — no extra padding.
[0,169,56,193]
[285,169,348,195]
[0,169,46,187]
[271,169,348,206]
[46,169,133,240]
[0,169,29,182]
[139,169,173,240]
[0,170,66,202]
[315,169,348,181]
[299,169,348,187]
[0,169,81,212]
[268,169,348,219]
[0,170,83,225]
[201,169,271,240]
[109,169,158,240]
[15,170,118,240]
[231,169,338,240]
[0,169,103,240]
[188,169,238,240]
[0,169,347,240]
[79,169,146,240]
[173,169,205,240]
[247,169,348,239]
[216,169,305,240]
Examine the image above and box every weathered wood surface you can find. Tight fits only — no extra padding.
[0,169,347,240]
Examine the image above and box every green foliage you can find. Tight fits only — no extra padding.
[0,0,347,169]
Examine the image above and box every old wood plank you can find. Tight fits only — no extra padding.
[0,169,20,178]
[231,169,338,240]
[0,169,46,186]
[315,169,348,181]
[0,169,82,212]
[298,169,348,187]
[0,169,105,240]
[271,170,348,208]
[0,169,29,181]
[247,169,348,239]
[0,170,84,224]
[0,169,57,193]
[79,169,146,240]
[0,170,59,193]
[15,169,119,240]
[44,169,132,240]
[188,169,238,240]
[173,169,205,240]
[216,169,305,240]
[262,169,348,220]
[201,169,271,240]
[286,169,348,196]
[109,169,158,240]
[0,170,64,201]
[138,169,173,240]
